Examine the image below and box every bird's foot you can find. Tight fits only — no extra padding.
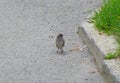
[61,49,64,54]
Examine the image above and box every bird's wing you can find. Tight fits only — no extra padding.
[62,39,65,47]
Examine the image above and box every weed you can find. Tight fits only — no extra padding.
[93,0,120,59]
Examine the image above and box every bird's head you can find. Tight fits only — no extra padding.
[57,33,63,38]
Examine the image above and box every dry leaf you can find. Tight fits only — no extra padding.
[99,32,103,35]
[69,47,80,51]
[69,45,87,52]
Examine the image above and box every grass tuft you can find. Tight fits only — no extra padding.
[93,0,120,59]
[105,52,117,59]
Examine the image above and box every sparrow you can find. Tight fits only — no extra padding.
[56,33,65,53]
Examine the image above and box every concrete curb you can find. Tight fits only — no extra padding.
[78,21,120,83]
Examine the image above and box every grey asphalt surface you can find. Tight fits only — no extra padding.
[0,0,105,83]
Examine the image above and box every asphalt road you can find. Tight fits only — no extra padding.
[0,0,105,83]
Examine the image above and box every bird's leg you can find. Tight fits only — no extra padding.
[57,48,59,53]
[60,48,64,53]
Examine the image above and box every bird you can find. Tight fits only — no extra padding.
[56,33,65,53]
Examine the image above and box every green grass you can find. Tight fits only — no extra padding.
[92,0,120,59]
[105,52,117,59]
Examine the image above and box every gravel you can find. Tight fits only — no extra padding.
[0,0,105,83]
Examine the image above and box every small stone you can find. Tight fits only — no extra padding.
[85,78,88,80]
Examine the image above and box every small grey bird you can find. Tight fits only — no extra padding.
[56,33,65,53]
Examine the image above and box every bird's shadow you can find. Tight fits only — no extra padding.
[56,51,69,56]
